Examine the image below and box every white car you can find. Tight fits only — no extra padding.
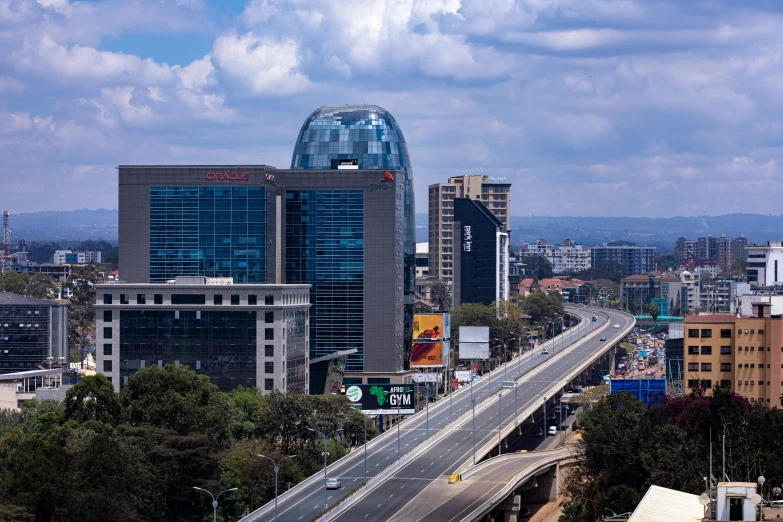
[325,478,342,490]
[541,348,549,354]
[548,426,557,436]
[614,323,620,328]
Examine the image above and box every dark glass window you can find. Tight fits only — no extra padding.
[343,377,362,385]
[103,310,112,322]
[367,378,391,384]
[265,345,274,357]
[688,363,698,371]
[265,328,274,340]
[758,329,764,334]
[701,346,712,355]
[171,294,206,305]
[154,294,163,305]
[264,378,274,391]
[720,329,732,338]
[265,311,274,324]
[103,327,112,339]
[701,329,712,338]
[231,295,240,305]
[720,380,732,388]
[149,186,267,283]
[214,294,222,305]
[720,346,731,354]
[137,294,146,304]
[265,362,274,374]
[265,295,274,306]
[104,360,112,372]
[120,294,129,305]
[103,294,112,304]
[104,343,112,356]
[701,363,712,372]
[248,295,257,305]
[688,346,699,354]
[688,329,699,338]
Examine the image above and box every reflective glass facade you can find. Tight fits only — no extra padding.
[291,105,415,368]
[285,190,365,370]
[286,309,308,392]
[149,186,267,283]
[119,309,257,391]
[0,304,50,372]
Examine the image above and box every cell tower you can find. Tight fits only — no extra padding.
[1,211,10,275]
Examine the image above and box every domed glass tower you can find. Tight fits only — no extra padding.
[291,105,415,373]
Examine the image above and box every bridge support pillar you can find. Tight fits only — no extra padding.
[527,464,558,504]
[498,494,521,522]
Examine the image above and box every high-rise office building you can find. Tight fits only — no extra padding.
[117,105,415,391]
[452,198,509,306]
[429,175,510,282]
[0,293,69,374]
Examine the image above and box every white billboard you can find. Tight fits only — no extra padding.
[459,326,489,343]
[412,372,440,383]
[459,342,490,360]
[455,370,472,382]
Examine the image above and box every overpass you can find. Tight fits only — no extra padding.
[323,307,634,522]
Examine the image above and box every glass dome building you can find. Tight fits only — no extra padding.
[291,105,415,372]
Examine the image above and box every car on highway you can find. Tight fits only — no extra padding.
[548,426,557,436]
[541,348,549,354]
[599,335,606,341]
[325,478,341,490]
[614,323,620,328]
[533,427,544,437]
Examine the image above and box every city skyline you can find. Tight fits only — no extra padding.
[4,1,783,217]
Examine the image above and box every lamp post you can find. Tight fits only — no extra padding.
[471,391,490,465]
[192,487,237,522]
[307,427,343,512]
[759,475,766,521]
[256,454,296,508]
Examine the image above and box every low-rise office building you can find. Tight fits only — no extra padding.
[95,276,310,394]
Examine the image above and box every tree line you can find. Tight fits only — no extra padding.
[0,365,376,521]
[560,387,783,522]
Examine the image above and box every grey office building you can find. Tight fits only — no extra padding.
[591,240,656,276]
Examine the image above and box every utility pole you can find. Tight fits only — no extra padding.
[0,211,10,275]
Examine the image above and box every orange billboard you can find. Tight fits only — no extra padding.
[411,341,449,367]
[413,314,450,340]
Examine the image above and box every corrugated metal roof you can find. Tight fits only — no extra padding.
[628,485,704,522]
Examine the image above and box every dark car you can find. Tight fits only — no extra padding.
[520,507,531,519]
[599,335,606,341]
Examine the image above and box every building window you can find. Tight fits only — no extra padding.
[137,294,146,304]
[720,329,732,338]
[701,363,712,372]
[154,294,163,305]
[104,343,112,356]
[720,346,731,354]
[751,347,755,352]
[120,294,129,304]
[701,329,712,338]
[103,310,112,322]
[701,346,712,355]
[688,346,699,354]
[264,378,274,391]
[103,294,112,304]
[214,294,222,305]
[367,378,391,384]
[171,294,206,305]
[248,295,257,305]
[265,311,274,324]
[688,363,698,371]
[103,327,112,339]
[720,380,732,389]
[265,362,274,374]
[103,360,112,372]
[738,329,742,335]
[231,295,240,305]
[265,345,274,357]
[720,363,732,372]
[265,295,274,305]
[265,328,274,340]
[758,329,765,334]
[688,329,699,338]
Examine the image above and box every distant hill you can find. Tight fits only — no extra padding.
[416,213,783,251]
[7,209,118,242]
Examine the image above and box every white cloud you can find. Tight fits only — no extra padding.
[173,54,215,91]
[212,30,311,95]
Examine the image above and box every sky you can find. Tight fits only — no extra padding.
[2,0,783,217]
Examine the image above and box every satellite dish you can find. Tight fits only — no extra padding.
[751,494,762,506]
[698,493,710,506]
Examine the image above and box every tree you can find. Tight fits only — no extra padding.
[519,255,554,280]
[428,279,452,311]
[450,303,498,342]
[521,291,564,325]
[643,301,660,322]
[491,299,529,357]
[64,374,123,426]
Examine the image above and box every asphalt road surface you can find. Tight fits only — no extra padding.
[243,307,632,522]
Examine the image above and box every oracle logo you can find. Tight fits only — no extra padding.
[206,172,249,181]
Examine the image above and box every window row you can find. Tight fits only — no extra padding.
[103,294,282,306]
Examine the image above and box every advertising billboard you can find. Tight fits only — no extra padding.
[459,326,489,343]
[411,341,449,367]
[455,370,472,382]
[459,342,490,360]
[412,372,440,383]
[346,384,415,415]
[413,314,451,340]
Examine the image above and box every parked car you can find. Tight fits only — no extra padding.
[548,426,557,436]
[325,478,342,490]
[533,427,544,437]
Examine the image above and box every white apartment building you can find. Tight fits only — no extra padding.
[53,250,102,265]
[520,239,591,274]
[428,175,511,282]
[746,241,783,286]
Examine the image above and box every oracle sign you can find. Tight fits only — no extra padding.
[206,172,249,181]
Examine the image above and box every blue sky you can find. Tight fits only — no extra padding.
[2,0,783,217]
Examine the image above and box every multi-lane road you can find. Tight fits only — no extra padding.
[241,307,633,522]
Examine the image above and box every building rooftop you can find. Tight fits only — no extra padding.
[623,274,653,281]
[684,314,744,323]
[628,485,703,522]
[0,292,65,307]
[416,242,428,255]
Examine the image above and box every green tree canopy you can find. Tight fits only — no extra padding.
[64,374,123,426]
[519,255,554,280]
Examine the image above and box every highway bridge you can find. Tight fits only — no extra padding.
[240,306,634,522]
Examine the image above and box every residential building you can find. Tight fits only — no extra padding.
[620,274,659,311]
[95,276,310,393]
[679,270,700,314]
[415,242,429,278]
[683,304,783,406]
[746,241,783,286]
[517,278,535,299]
[675,237,697,260]
[0,292,69,374]
[118,105,415,391]
[537,277,564,296]
[520,239,591,274]
[53,250,102,265]
[453,198,509,307]
[660,274,683,316]
[428,175,511,282]
[700,281,750,313]
[697,234,747,266]
[591,240,655,276]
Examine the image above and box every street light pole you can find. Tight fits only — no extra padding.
[307,427,343,513]
[193,487,237,522]
[257,454,296,508]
